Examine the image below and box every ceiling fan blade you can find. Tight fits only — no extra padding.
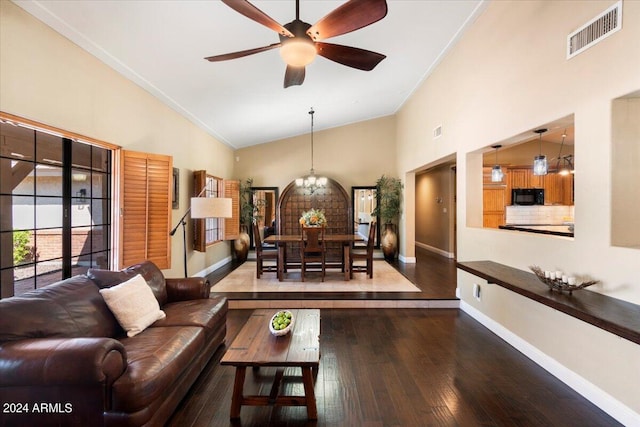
[284,66,305,88]
[222,0,294,38]
[205,43,280,62]
[316,42,386,71]
[307,0,387,41]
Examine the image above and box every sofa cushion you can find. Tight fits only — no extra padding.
[110,326,204,412]
[99,274,166,338]
[0,276,122,343]
[87,261,168,306]
[152,296,227,341]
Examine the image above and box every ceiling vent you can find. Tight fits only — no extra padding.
[567,1,622,59]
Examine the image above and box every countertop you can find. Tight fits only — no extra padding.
[499,224,574,237]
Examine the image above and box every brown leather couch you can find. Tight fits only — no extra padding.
[0,261,227,427]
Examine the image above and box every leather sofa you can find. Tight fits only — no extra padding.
[0,261,227,427]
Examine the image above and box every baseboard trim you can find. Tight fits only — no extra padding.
[193,256,233,278]
[460,301,640,427]
[415,241,454,258]
[398,254,416,263]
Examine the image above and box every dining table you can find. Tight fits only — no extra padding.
[263,233,364,281]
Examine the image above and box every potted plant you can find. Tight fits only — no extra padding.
[234,178,264,262]
[372,175,402,261]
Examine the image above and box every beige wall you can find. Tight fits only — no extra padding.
[233,115,397,194]
[0,1,235,278]
[397,0,640,422]
[397,0,640,301]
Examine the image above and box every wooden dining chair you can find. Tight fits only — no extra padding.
[300,226,326,282]
[351,221,376,279]
[253,223,278,279]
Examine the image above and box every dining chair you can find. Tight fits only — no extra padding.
[351,221,376,279]
[253,223,278,279]
[300,226,326,282]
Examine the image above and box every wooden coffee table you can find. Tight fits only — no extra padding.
[221,309,321,420]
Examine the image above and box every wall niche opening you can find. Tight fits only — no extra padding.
[611,90,640,249]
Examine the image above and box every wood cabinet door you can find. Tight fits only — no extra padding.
[562,175,574,205]
[544,174,564,205]
[483,188,505,228]
[509,168,530,188]
[529,173,544,189]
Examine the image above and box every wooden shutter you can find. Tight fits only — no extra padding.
[120,150,172,268]
[224,180,240,240]
[193,170,207,252]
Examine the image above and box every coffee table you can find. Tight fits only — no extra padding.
[221,309,321,420]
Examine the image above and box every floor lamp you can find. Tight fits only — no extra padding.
[170,191,233,278]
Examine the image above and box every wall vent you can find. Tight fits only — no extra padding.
[567,1,622,59]
[433,125,442,139]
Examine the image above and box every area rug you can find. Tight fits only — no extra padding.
[212,261,421,293]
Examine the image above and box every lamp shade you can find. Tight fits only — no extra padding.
[191,197,232,219]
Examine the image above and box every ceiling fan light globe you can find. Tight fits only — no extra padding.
[280,39,317,67]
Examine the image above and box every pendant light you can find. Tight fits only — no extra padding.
[533,128,548,176]
[490,144,504,182]
[295,108,327,193]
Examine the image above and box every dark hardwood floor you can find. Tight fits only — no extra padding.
[166,249,620,426]
[167,309,619,426]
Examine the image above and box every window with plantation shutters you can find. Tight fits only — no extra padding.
[225,179,240,241]
[120,150,172,269]
[193,172,235,251]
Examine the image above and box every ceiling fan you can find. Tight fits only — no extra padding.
[205,0,388,88]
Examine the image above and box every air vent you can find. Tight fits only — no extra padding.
[433,125,442,139]
[567,1,622,59]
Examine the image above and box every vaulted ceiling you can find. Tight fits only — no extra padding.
[14,0,486,148]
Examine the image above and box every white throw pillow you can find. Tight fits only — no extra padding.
[99,274,166,337]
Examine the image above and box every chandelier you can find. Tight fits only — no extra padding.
[296,108,327,193]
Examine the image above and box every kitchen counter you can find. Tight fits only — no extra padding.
[499,224,574,237]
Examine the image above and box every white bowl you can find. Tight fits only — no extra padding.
[269,310,294,336]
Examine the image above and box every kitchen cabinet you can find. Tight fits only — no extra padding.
[483,166,573,229]
[483,188,505,228]
[505,167,573,206]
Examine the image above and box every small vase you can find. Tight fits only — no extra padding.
[381,223,398,261]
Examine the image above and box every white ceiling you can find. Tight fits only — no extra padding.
[14,0,486,149]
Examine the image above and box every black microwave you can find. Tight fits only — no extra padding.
[512,188,544,205]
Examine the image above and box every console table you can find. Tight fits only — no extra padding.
[457,261,640,345]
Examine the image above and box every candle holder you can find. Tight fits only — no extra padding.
[530,266,599,295]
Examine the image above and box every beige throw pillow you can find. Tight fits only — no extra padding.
[99,274,166,337]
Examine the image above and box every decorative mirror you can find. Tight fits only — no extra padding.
[250,187,278,249]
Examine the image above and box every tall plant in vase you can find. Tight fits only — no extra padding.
[372,175,402,261]
[234,178,264,262]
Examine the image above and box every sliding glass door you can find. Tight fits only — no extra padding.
[0,122,111,298]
